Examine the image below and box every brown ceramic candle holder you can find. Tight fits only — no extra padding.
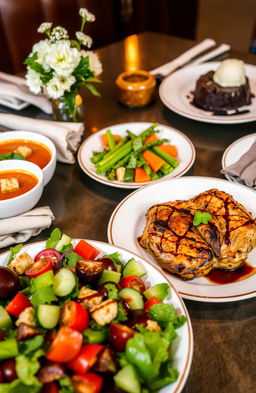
[115,70,156,107]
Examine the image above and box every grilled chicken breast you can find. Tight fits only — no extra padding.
[139,201,220,279]
[192,189,256,269]
[140,189,256,278]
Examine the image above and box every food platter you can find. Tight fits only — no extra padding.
[0,239,193,393]
[108,176,256,302]
[159,62,256,124]
[78,122,195,189]
[222,133,256,184]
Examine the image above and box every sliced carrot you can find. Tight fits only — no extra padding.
[159,144,178,157]
[102,133,121,147]
[144,134,159,144]
[135,167,151,182]
[142,150,165,172]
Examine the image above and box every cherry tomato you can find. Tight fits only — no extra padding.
[34,249,61,270]
[60,301,89,332]
[144,296,162,312]
[97,257,117,271]
[1,359,17,382]
[68,344,104,374]
[120,276,146,293]
[74,240,100,260]
[76,260,104,284]
[71,373,103,393]
[25,257,53,278]
[6,292,32,318]
[108,323,134,351]
[46,327,83,363]
[0,267,20,298]
[41,382,59,393]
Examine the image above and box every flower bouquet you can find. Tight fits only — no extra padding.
[24,8,102,122]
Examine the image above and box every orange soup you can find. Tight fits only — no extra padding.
[0,139,51,169]
[0,170,38,200]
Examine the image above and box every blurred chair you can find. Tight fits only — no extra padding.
[0,0,120,74]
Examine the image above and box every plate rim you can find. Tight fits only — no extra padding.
[221,132,256,170]
[0,238,194,393]
[159,62,256,124]
[107,176,256,302]
[78,121,196,189]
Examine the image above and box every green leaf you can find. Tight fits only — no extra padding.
[16,348,44,386]
[0,152,26,161]
[0,379,42,393]
[104,283,119,300]
[59,376,75,393]
[84,83,101,96]
[19,335,44,355]
[148,303,186,329]
[64,91,76,112]
[29,62,45,74]
[7,244,23,264]
[114,302,128,322]
[31,286,57,307]
[84,76,102,83]
[62,252,80,268]
[193,211,212,226]
[45,228,62,249]
[24,52,38,66]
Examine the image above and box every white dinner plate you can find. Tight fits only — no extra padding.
[222,133,256,184]
[159,62,256,124]
[0,239,193,393]
[78,122,195,189]
[108,176,256,302]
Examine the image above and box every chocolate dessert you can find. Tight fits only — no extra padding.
[193,59,252,112]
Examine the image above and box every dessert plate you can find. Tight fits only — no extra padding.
[159,62,256,124]
[107,176,256,302]
[222,133,256,184]
[78,122,195,189]
[0,239,193,393]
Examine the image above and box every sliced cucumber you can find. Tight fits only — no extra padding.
[122,258,146,277]
[143,283,169,301]
[114,365,141,393]
[118,288,144,310]
[0,306,13,329]
[56,234,72,252]
[37,305,60,329]
[98,270,121,285]
[53,268,76,297]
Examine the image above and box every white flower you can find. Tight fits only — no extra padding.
[32,39,51,71]
[46,40,81,76]
[25,69,42,94]
[76,32,92,48]
[38,22,52,34]
[50,26,69,42]
[81,50,102,75]
[46,75,66,99]
[79,8,95,22]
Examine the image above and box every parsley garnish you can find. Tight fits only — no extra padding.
[193,211,212,226]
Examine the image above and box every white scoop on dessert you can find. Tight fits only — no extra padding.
[213,58,246,88]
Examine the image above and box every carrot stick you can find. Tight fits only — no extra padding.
[142,150,165,172]
[135,167,151,182]
[102,133,121,147]
[158,145,178,157]
[144,134,159,144]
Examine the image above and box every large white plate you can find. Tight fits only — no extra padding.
[0,239,193,393]
[222,133,256,184]
[107,176,256,302]
[159,62,256,124]
[78,122,195,189]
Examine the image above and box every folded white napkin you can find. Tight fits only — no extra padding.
[0,113,84,164]
[0,72,52,114]
[0,206,54,249]
[150,38,217,77]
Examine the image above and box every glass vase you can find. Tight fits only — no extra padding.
[52,93,84,122]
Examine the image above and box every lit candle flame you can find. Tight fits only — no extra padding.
[124,34,140,71]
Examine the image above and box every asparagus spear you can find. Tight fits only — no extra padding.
[106,129,115,150]
[90,148,109,164]
[152,146,179,168]
[96,142,133,174]
[113,154,131,169]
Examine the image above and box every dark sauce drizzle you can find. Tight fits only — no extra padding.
[206,262,256,284]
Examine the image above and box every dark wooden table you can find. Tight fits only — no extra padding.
[8,32,256,393]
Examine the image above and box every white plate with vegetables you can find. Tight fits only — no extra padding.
[0,229,193,393]
[78,122,195,189]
